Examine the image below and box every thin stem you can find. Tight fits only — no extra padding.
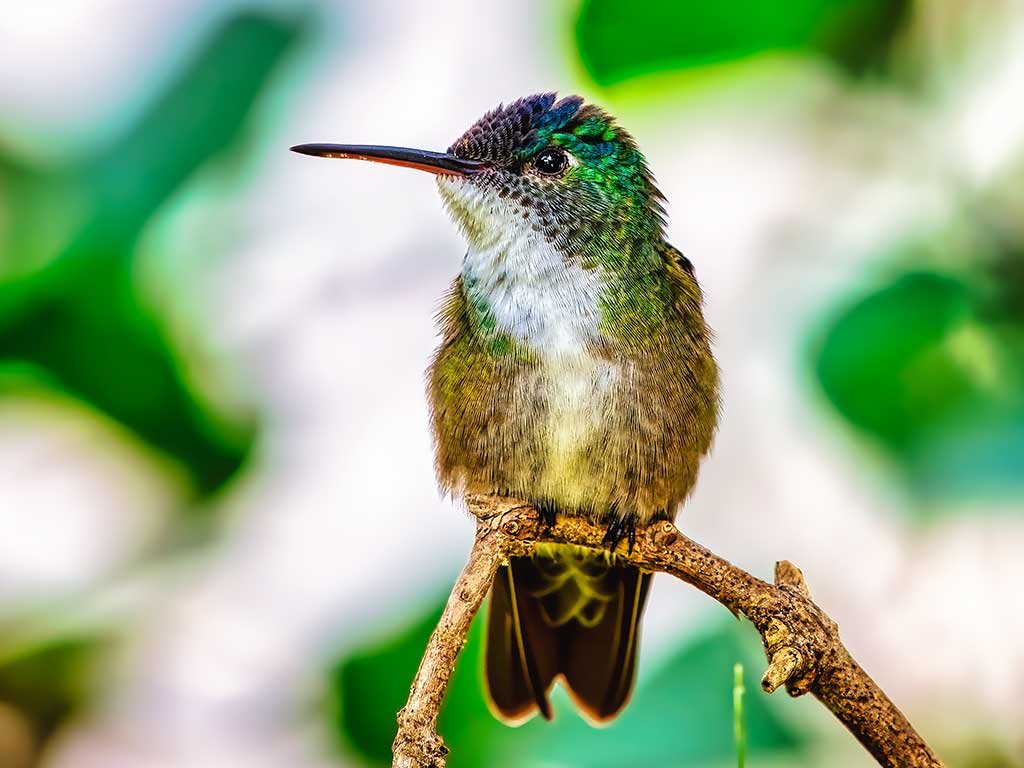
[734,662,746,768]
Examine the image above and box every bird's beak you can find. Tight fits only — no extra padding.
[289,143,487,176]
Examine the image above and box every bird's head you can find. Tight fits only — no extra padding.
[292,93,665,259]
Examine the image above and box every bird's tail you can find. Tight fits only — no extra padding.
[484,544,651,724]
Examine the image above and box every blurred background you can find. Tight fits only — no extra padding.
[1,1,1022,766]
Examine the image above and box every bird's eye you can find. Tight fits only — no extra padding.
[533,148,569,176]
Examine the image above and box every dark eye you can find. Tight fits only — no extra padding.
[533,148,569,176]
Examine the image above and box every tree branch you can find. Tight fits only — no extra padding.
[391,495,943,768]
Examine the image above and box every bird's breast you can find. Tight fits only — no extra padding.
[543,353,620,455]
[526,350,623,512]
[461,215,606,358]
[455,211,638,506]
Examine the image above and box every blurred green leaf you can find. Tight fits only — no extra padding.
[332,592,806,767]
[332,605,443,765]
[523,620,804,768]
[811,264,1024,509]
[575,0,910,86]
[330,596,514,765]
[814,271,974,451]
[0,10,314,498]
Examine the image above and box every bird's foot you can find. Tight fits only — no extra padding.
[535,499,558,529]
[602,514,638,555]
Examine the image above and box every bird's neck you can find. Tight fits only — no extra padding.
[460,216,665,359]
[461,216,599,359]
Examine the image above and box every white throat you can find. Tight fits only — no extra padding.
[440,179,605,358]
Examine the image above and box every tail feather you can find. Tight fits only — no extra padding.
[484,550,650,725]
[485,562,558,721]
[562,566,651,722]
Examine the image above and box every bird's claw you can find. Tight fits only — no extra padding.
[602,516,638,555]
[536,499,558,529]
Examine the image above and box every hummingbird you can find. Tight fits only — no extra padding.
[292,93,719,725]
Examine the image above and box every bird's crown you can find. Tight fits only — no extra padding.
[445,93,666,249]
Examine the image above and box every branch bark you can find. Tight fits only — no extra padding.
[391,495,943,768]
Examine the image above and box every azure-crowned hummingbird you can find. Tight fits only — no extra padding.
[292,93,719,724]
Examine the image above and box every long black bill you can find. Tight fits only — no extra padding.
[289,143,486,176]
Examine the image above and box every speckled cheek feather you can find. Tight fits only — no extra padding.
[435,174,608,358]
[442,92,667,269]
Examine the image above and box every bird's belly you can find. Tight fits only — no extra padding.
[535,355,621,511]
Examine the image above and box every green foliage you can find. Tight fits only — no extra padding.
[811,259,1024,509]
[575,0,910,86]
[814,271,974,451]
[0,8,314,756]
[332,607,446,765]
[0,10,313,498]
[331,594,806,767]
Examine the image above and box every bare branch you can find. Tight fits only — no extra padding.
[391,514,506,768]
[392,496,943,768]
